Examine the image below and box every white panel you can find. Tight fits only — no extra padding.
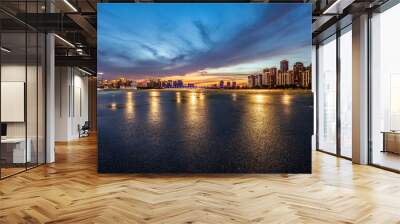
[1,82,25,122]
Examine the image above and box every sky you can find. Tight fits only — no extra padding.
[98,3,311,84]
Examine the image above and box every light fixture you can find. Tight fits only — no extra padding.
[1,47,11,53]
[78,67,93,76]
[63,0,78,12]
[54,34,75,48]
[322,0,354,15]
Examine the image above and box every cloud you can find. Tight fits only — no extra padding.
[193,20,213,47]
[98,4,311,80]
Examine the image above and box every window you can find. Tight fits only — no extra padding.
[339,27,352,158]
[317,35,337,154]
[370,3,400,171]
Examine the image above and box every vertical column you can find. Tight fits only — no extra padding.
[46,0,55,163]
[88,77,97,132]
[352,14,369,164]
[312,45,317,150]
[336,30,341,156]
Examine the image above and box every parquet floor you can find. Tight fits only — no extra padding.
[1,135,400,223]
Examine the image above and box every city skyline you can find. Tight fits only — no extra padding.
[98,3,311,83]
[98,59,311,89]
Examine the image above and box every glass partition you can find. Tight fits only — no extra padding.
[1,30,28,177]
[0,2,46,179]
[339,27,352,158]
[370,3,400,171]
[317,35,337,154]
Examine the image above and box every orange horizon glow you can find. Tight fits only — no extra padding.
[131,71,248,86]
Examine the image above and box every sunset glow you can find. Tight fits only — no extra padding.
[98,3,311,83]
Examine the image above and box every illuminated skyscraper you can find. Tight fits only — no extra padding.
[232,81,237,88]
[293,62,304,87]
[280,60,289,73]
[247,75,255,88]
[270,67,277,87]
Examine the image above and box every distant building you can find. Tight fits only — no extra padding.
[226,81,231,88]
[177,80,183,88]
[285,72,291,86]
[137,81,148,88]
[263,68,269,86]
[269,67,277,88]
[276,70,284,87]
[293,62,304,87]
[219,80,224,88]
[247,75,256,88]
[232,81,237,88]
[257,73,263,87]
[301,66,312,88]
[147,79,161,88]
[280,60,289,73]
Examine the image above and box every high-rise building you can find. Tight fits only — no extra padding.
[227,81,231,88]
[248,75,256,88]
[219,80,224,88]
[263,68,269,86]
[288,70,294,86]
[232,81,237,88]
[293,62,304,87]
[280,60,289,73]
[270,67,277,87]
[177,80,183,88]
[277,70,283,87]
[257,74,263,87]
[301,66,312,88]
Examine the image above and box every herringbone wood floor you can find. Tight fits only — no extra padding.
[1,135,400,224]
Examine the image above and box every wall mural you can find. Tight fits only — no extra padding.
[97,3,313,173]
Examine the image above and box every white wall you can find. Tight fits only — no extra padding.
[1,64,42,138]
[1,64,26,138]
[55,67,89,141]
[1,63,46,164]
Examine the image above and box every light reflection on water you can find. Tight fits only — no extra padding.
[176,92,181,103]
[110,102,117,111]
[148,91,160,124]
[254,94,266,103]
[232,93,237,101]
[125,91,134,120]
[282,94,292,105]
[98,89,313,173]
